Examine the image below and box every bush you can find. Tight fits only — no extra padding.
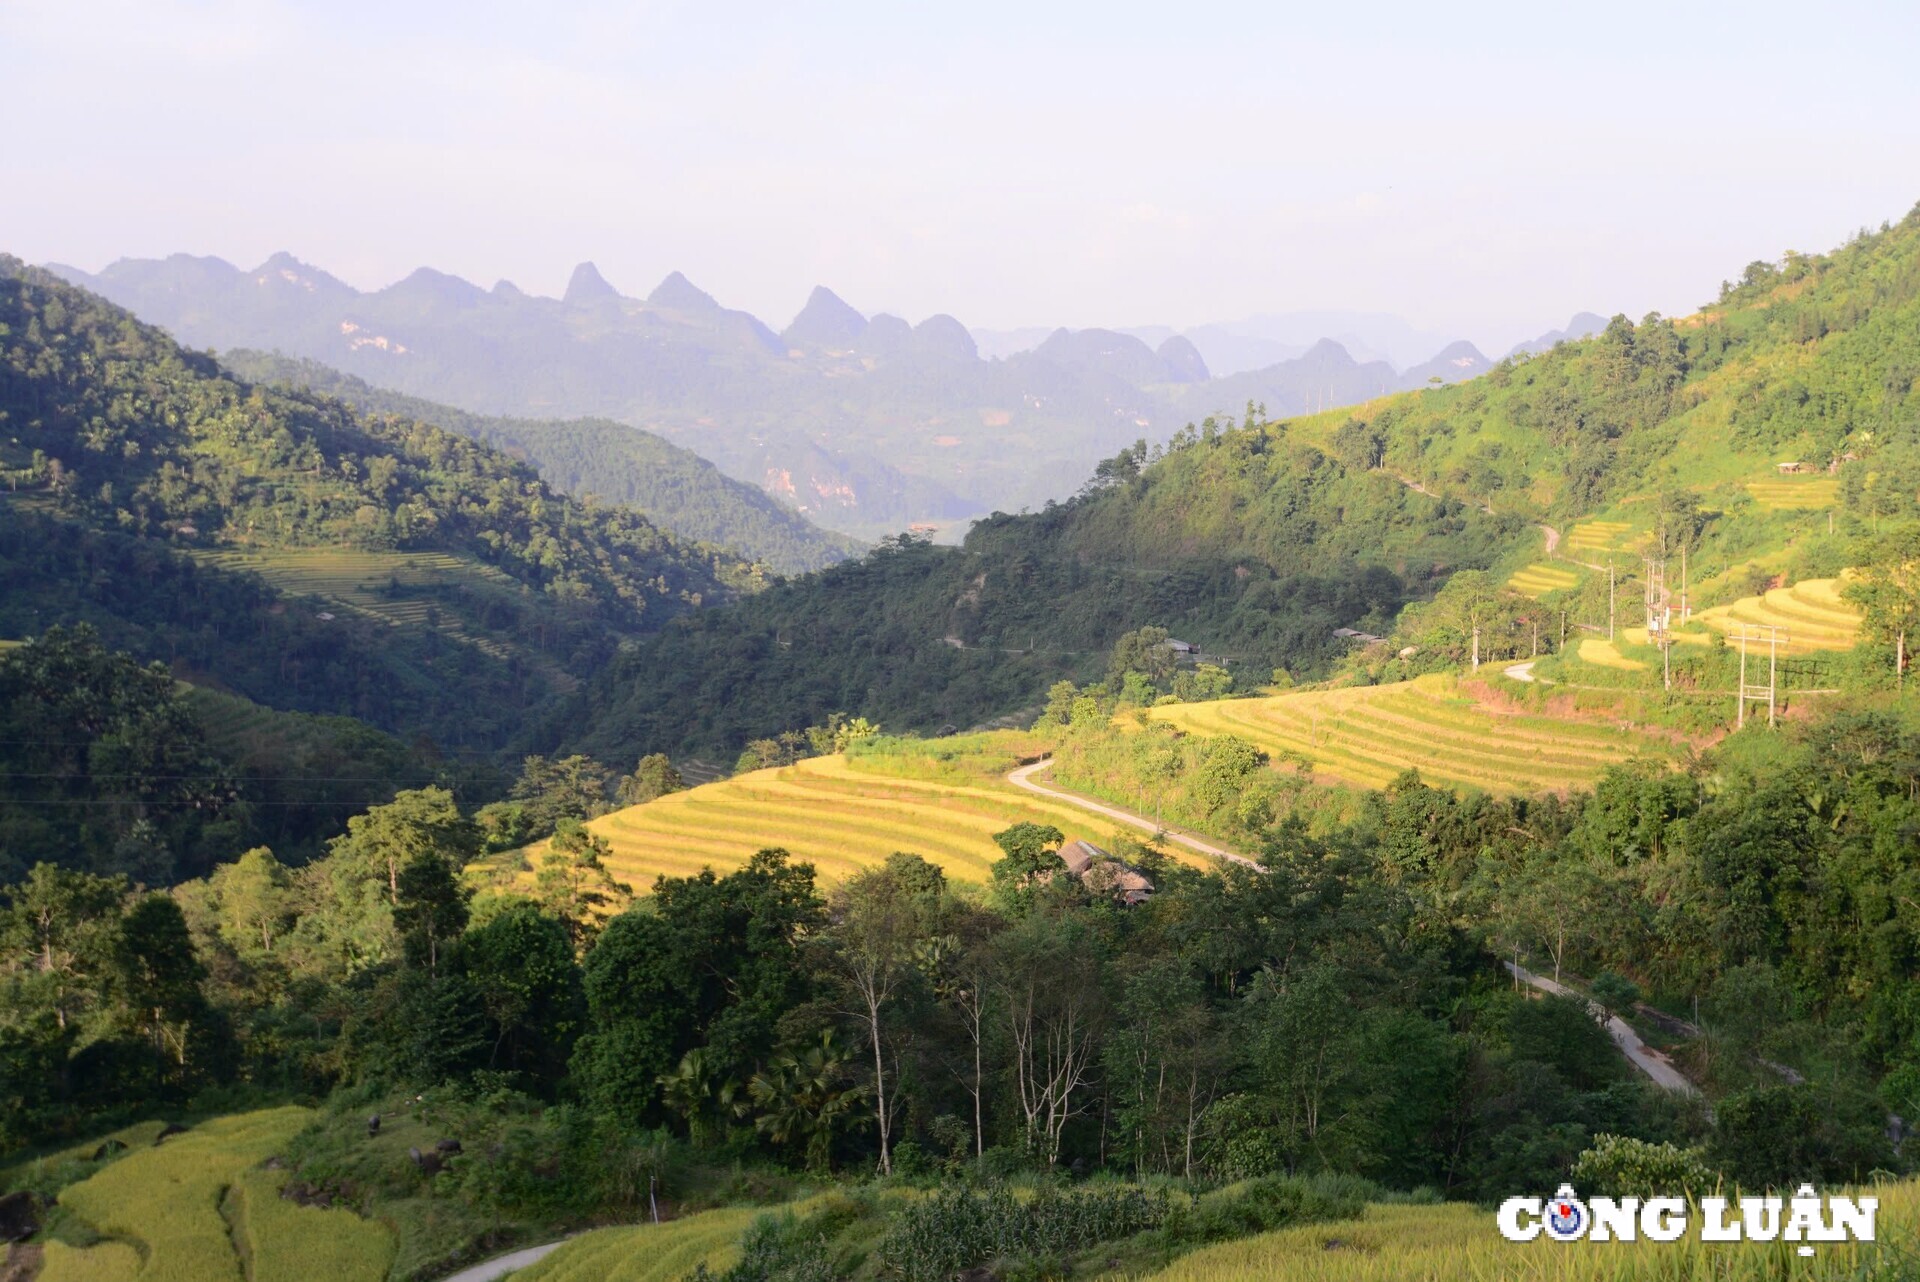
[1589,972,1641,1015]
[1169,1174,1372,1245]
[1571,1133,1719,1198]
[877,1184,1171,1282]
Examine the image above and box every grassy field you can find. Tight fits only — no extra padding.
[1508,562,1580,597]
[39,1106,391,1282]
[1147,676,1681,794]
[509,1206,761,1282]
[1693,576,1862,655]
[1134,1179,1920,1282]
[560,734,1176,890]
[1746,474,1838,509]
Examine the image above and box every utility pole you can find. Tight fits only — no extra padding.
[1608,558,1616,642]
[1680,541,1690,623]
[1472,626,1480,670]
[1734,625,1787,728]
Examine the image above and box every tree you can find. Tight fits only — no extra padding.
[744,1031,869,1173]
[829,853,945,1175]
[461,904,582,1093]
[112,894,217,1082]
[535,820,633,950]
[614,753,684,807]
[658,1047,741,1149]
[1105,955,1221,1177]
[325,788,478,907]
[989,823,1065,909]
[1107,626,1176,690]
[206,847,294,963]
[993,912,1107,1167]
[0,863,127,1031]
[510,755,612,837]
[573,910,688,1131]
[394,851,470,976]
[1845,524,1920,683]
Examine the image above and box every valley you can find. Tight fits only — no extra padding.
[10,194,1920,1282]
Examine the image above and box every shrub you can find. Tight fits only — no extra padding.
[877,1184,1172,1282]
[1571,1133,1719,1198]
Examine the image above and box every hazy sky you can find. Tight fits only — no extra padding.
[7,0,1920,351]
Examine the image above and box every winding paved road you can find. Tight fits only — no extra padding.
[1504,962,1698,1095]
[439,1240,569,1282]
[1006,759,1264,870]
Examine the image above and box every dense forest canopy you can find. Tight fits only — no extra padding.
[0,257,759,753]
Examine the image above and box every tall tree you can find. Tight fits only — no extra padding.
[829,853,945,1175]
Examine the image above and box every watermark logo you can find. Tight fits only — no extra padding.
[1498,1183,1876,1257]
[1542,1187,1586,1242]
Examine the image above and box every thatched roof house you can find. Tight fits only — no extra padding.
[1054,838,1154,905]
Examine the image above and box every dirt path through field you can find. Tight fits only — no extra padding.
[1006,759,1263,870]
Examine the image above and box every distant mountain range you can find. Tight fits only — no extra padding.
[48,253,1590,539]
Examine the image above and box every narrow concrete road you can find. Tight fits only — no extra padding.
[1505,962,1699,1095]
[439,1240,569,1282]
[1007,759,1264,870]
[1503,660,1538,683]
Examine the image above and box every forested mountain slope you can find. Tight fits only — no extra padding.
[0,257,752,752]
[220,351,863,574]
[1318,205,1920,531]
[563,206,1920,766]
[563,421,1508,761]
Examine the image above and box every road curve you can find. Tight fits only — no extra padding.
[1504,962,1698,1095]
[1006,759,1264,870]
[439,1240,570,1282]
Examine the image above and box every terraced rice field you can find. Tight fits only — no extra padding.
[1746,474,1838,509]
[1564,519,1635,556]
[41,1107,391,1282]
[1694,575,1861,655]
[1506,562,1579,597]
[510,1206,760,1282]
[185,687,289,747]
[1148,675,1675,794]
[580,753,1137,889]
[192,547,518,662]
[1576,638,1646,670]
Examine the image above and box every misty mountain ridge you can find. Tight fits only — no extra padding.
[50,251,1531,540]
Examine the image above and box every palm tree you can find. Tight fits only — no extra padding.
[743,1032,869,1173]
[658,1047,739,1150]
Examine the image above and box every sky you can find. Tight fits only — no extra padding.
[6,0,1920,353]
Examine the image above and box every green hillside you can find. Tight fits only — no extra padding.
[563,428,1505,761]
[559,207,1920,766]
[0,257,753,752]
[221,350,865,574]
